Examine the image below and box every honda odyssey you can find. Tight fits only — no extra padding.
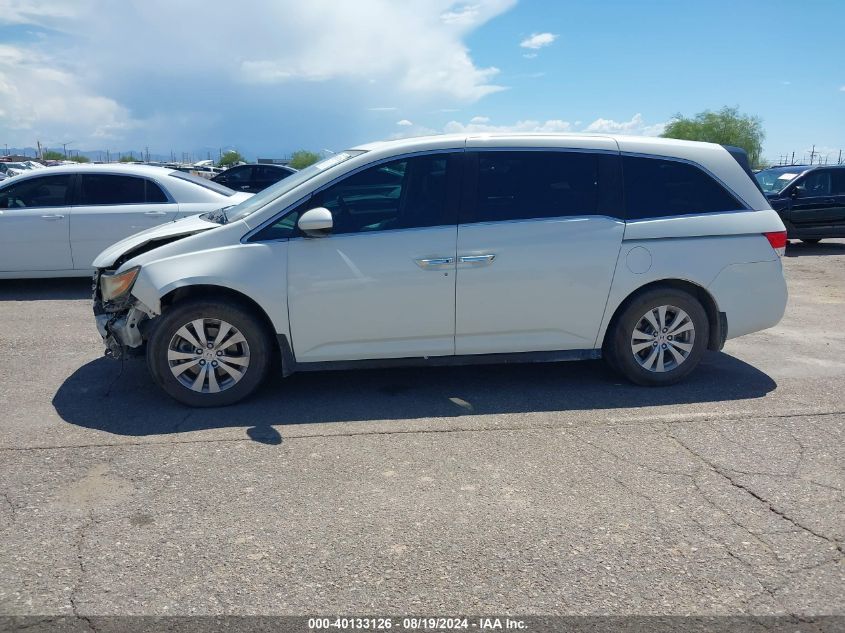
[91,134,788,406]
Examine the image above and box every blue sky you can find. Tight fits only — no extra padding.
[1,0,843,163]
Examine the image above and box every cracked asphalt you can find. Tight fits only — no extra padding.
[0,240,843,617]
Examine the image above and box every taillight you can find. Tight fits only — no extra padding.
[764,231,787,257]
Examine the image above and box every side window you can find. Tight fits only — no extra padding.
[145,179,169,203]
[831,170,845,196]
[256,166,291,182]
[79,174,148,205]
[314,154,454,235]
[0,175,74,209]
[469,151,600,223]
[220,166,252,183]
[797,171,832,197]
[623,156,743,219]
[249,154,457,241]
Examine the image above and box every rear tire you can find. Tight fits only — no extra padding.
[147,299,272,407]
[604,288,709,386]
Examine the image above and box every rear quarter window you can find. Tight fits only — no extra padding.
[623,156,744,220]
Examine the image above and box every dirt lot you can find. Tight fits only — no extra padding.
[0,240,843,618]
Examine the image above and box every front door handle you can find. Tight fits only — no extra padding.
[41,214,65,221]
[144,210,167,217]
[415,257,454,269]
[458,254,496,265]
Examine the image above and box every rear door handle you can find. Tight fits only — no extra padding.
[144,210,167,217]
[458,254,496,265]
[41,214,65,221]
[415,257,454,269]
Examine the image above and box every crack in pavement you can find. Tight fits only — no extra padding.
[668,432,844,558]
[69,511,97,633]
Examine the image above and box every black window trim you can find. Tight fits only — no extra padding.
[620,151,752,220]
[73,173,176,207]
[243,148,466,244]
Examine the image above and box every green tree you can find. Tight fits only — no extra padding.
[69,155,90,163]
[42,150,64,160]
[218,150,245,167]
[289,150,321,170]
[661,106,765,168]
[119,155,135,163]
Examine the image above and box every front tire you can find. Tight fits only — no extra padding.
[604,288,709,386]
[147,299,273,407]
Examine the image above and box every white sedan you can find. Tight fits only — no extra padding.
[0,164,251,278]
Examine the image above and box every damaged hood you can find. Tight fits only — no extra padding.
[92,214,220,269]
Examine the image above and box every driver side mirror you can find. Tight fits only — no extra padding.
[297,207,333,237]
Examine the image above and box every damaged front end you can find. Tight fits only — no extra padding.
[93,267,155,360]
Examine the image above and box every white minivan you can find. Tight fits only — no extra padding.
[91,134,788,406]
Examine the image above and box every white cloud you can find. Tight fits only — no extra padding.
[519,32,558,50]
[396,119,413,126]
[522,53,538,59]
[840,85,845,92]
[444,118,573,134]
[0,0,516,147]
[0,44,139,145]
[434,113,664,137]
[583,113,665,136]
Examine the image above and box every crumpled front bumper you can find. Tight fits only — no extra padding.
[93,271,153,359]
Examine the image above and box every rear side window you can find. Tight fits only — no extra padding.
[79,174,168,205]
[0,175,73,208]
[832,170,845,195]
[623,156,743,219]
[468,151,600,223]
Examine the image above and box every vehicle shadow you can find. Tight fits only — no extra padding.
[53,351,777,443]
[785,240,845,257]
[0,278,92,301]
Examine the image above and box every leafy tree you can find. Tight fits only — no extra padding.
[43,150,64,160]
[289,150,321,169]
[119,154,135,163]
[69,155,90,163]
[661,106,765,168]
[218,151,245,167]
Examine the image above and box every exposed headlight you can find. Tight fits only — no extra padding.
[100,266,140,302]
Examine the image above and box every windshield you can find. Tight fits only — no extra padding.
[226,151,365,222]
[755,168,803,194]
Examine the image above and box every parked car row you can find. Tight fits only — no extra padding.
[0,164,251,277]
[755,164,845,242]
[85,134,788,406]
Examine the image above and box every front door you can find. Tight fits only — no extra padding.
[788,169,845,234]
[287,152,461,362]
[455,146,625,354]
[0,174,74,272]
[70,173,179,270]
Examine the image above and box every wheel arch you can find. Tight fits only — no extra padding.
[601,279,725,353]
[158,284,284,369]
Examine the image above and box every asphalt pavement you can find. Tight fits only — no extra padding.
[0,240,843,618]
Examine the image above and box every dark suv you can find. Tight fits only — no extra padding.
[756,165,845,243]
[211,163,296,193]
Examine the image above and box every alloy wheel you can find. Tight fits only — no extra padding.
[167,318,251,393]
[630,304,696,373]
